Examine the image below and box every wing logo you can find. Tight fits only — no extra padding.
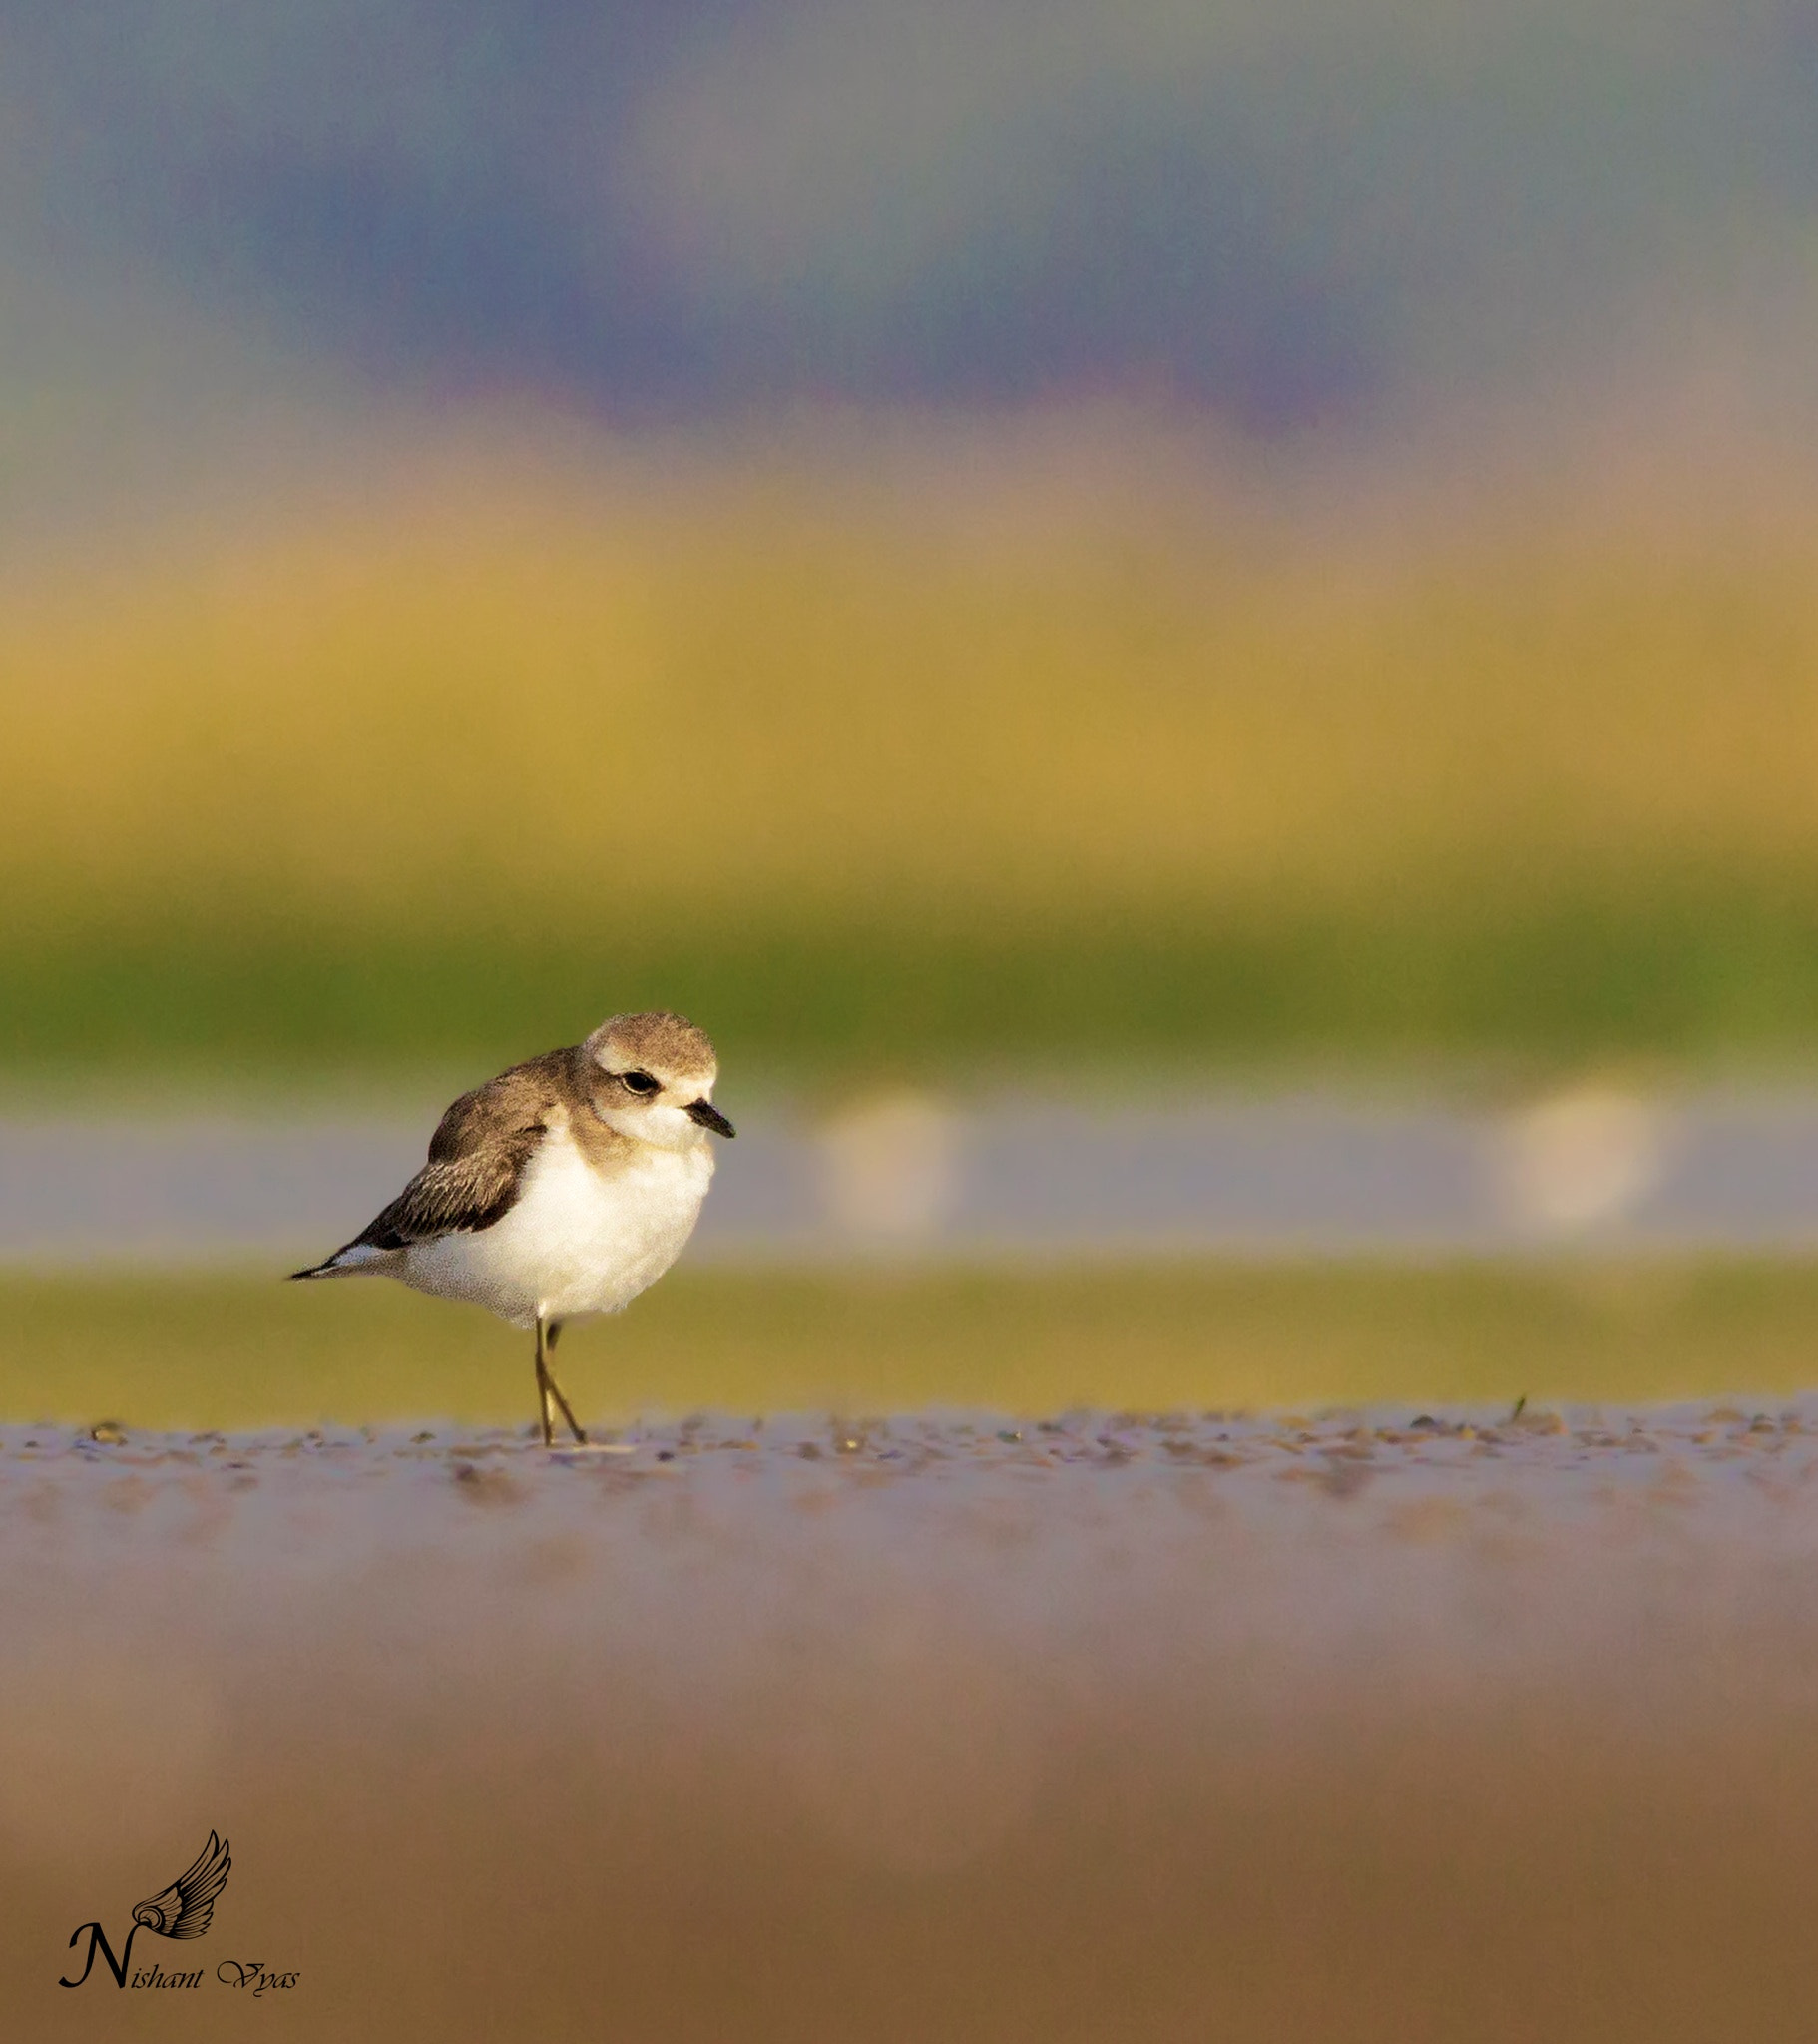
[61,1832,231,1989]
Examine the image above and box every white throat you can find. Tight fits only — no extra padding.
[591,1099,710,1153]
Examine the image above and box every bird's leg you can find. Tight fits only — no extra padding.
[533,1315,555,1448]
[536,1314,588,1445]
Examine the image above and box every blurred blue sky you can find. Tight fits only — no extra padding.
[3,0,1818,488]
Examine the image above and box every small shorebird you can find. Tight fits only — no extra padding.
[290,1011,734,1445]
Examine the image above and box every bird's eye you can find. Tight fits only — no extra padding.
[621,1071,660,1095]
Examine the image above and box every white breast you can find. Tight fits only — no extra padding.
[400,1124,715,1328]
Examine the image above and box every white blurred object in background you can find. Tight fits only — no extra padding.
[20,1088,1818,1264]
[817,1093,962,1242]
[1496,1086,1671,1233]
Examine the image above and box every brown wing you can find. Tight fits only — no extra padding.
[353,1048,577,1249]
[132,1831,230,1940]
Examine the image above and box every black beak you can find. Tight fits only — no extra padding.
[686,1099,736,1139]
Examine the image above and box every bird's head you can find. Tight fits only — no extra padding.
[583,1010,734,1150]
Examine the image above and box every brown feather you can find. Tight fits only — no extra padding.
[353,1048,581,1249]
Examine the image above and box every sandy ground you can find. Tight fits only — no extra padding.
[6,1404,1818,2041]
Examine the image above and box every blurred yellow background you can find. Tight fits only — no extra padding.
[7,427,1818,1082]
[12,449,1813,931]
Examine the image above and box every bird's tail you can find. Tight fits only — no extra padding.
[287,1242,397,1281]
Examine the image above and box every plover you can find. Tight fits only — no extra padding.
[290,1011,734,1445]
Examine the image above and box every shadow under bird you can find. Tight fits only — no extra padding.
[290,1011,734,1445]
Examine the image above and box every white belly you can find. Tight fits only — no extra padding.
[399,1126,714,1327]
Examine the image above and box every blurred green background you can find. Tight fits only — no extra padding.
[10,1261,1818,1431]
[8,470,1818,1086]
